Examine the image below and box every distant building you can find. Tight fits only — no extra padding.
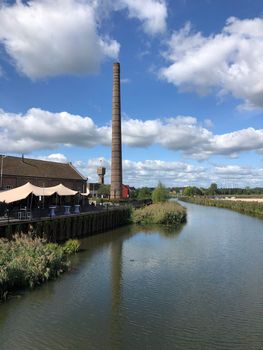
[122,185,130,199]
[87,183,129,199]
[87,183,100,197]
[0,155,87,192]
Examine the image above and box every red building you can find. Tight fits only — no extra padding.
[122,185,130,199]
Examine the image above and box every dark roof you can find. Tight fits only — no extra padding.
[2,156,86,181]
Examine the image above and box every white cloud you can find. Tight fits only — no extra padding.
[36,153,69,163]
[116,0,167,35]
[0,107,111,152]
[1,107,263,159]
[203,119,213,129]
[160,17,263,108]
[0,0,167,78]
[214,165,252,176]
[44,155,263,187]
[72,157,207,187]
[121,117,263,159]
[213,165,263,187]
[122,159,206,186]
[120,78,131,84]
[0,0,119,79]
[211,128,263,157]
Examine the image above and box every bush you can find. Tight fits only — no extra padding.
[132,202,186,226]
[0,235,79,302]
[63,239,80,255]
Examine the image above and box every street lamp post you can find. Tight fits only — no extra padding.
[0,155,7,190]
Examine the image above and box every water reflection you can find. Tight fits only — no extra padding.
[134,223,184,238]
[2,204,263,349]
[110,239,123,349]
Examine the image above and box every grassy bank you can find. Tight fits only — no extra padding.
[0,235,79,302]
[181,196,263,219]
[132,202,186,226]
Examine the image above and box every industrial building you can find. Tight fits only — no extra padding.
[0,155,87,193]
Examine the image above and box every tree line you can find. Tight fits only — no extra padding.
[95,182,263,200]
[96,183,169,202]
[180,183,263,197]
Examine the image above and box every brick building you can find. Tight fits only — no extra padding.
[0,156,87,193]
[122,185,130,199]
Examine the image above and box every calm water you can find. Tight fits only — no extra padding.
[1,202,263,349]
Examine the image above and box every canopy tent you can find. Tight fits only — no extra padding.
[0,182,79,204]
[42,184,78,197]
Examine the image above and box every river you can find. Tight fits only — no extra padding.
[1,201,263,349]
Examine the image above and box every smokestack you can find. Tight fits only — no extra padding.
[110,62,123,199]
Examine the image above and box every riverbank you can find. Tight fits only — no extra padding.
[181,196,263,219]
[0,235,79,302]
[223,197,263,203]
[132,202,186,225]
[0,207,131,241]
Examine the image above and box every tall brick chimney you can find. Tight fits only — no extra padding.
[110,62,123,199]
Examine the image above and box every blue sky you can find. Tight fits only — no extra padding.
[0,0,263,187]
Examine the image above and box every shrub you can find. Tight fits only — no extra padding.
[0,235,79,302]
[132,202,186,226]
[63,239,80,255]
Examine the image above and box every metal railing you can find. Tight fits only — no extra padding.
[0,202,117,223]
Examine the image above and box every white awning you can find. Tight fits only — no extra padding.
[0,182,40,203]
[47,184,78,196]
[0,182,78,203]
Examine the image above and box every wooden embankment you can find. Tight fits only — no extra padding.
[0,207,131,242]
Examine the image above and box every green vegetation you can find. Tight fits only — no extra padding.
[137,187,153,200]
[131,183,186,226]
[183,186,203,196]
[152,182,169,203]
[97,184,110,198]
[63,239,80,254]
[129,183,169,202]
[0,235,80,302]
[125,184,263,200]
[207,183,219,195]
[169,183,263,197]
[132,202,186,226]
[181,196,263,219]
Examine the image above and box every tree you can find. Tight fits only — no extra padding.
[183,186,202,196]
[152,182,169,203]
[207,183,218,195]
[137,187,152,200]
[97,184,110,198]
[129,188,139,199]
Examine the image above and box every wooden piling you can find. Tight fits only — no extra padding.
[0,207,131,242]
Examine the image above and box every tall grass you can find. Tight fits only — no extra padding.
[132,202,186,226]
[181,196,263,219]
[0,234,79,302]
